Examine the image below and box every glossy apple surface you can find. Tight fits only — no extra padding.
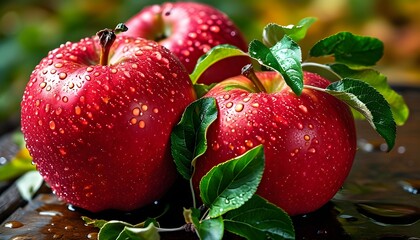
[123,1,250,84]
[21,34,196,212]
[193,71,357,215]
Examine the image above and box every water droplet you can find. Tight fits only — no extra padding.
[138,120,146,128]
[399,179,420,194]
[226,102,233,108]
[153,108,159,114]
[304,135,310,141]
[50,69,57,74]
[223,94,230,100]
[251,102,259,108]
[308,148,316,153]
[62,96,68,103]
[4,221,24,228]
[299,104,308,113]
[54,63,63,68]
[245,139,253,148]
[55,107,62,115]
[49,121,56,130]
[59,148,67,156]
[141,104,148,111]
[55,53,63,59]
[132,107,140,116]
[40,82,47,89]
[210,25,220,32]
[85,75,91,81]
[87,232,98,239]
[111,68,117,74]
[131,63,138,69]
[235,103,244,112]
[75,106,81,115]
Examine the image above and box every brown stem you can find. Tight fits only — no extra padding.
[241,64,267,93]
[97,23,128,66]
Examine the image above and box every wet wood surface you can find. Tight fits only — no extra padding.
[0,86,419,239]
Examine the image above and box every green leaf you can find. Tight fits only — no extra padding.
[249,37,303,96]
[224,195,295,240]
[16,170,44,201]
[194,83,217,99]
[0,148,35,181]
[82,216,108,229]
[262,17,317,46]
[191,208,224,240]
[199,145,265,218]
[326,78,396,149]
[98,221,160,240]
[329,63,409,126]
[310,32,384,66]
[171,98,218,180]
[116,223,160,240]
[190,44,248,84]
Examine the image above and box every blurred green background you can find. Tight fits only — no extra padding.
[1,0,419,134]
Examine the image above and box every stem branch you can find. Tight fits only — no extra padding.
[241,64,267,93]
[97,23,128,66]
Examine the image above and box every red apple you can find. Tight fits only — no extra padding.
[193,71,357,216]
[20,25,196,212]
[122,1,250,84]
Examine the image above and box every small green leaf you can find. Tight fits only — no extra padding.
[249,37,303,95]
[191,208,224,240]
[200,145,265,218]
[194,83,217,99]
[329,63,409,126]
[117,223,160,240]
[0,148,35,181]
[310,32,384,66]
[171,98,218,180]
[82,216,108,229]
[98,221,132,240]
[16,170,44,201]
[262,17,317,46]
[224,195,295,240]
[190,44,248,84]
[326,78,396,149]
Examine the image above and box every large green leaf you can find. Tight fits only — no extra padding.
[171,98,218,180]
[224,195,295,240]
[310,32,383,66]
[189,44,248,84]
[199,145,265,218]
[262,17,317,46]
[249,37,303,95]
[326,78,396,149]
[97,221,159,240]
[329,63,409,126]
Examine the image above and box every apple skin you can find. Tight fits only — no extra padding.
[122,1,250,84]
[20,35,196,212]
[193,71,357,216]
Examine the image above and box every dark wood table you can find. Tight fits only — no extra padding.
[1,86,419,239]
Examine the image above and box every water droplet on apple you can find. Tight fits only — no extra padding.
[132,107,140,116]
[223,94,230,100]
[40,82,47,89]
[212,142,220,151]
[304,135,310,141]
[74,106,81,115]
[245,140,253,148]
[299,104,308,113]
[308,148,316,153]
[297,123,304,130]
[62,96,68,103]
[58,72,67,80]
[55,107,62,115]
[141,104,148,111]
[210,25,220,33]
[54,63,63,68]
[226,102,233,108]
[49,121,56,130]
[138,120,146,128]
[59,147,67,156]
[235,103,244,112]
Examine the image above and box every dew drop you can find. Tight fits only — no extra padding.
[55,107,62,115]
[40,82,47,89]
[251,102,259,108]
[304,135,310,141]
[49,121,56,130]
[223,94,230,100]
[4,221,24,228]
[299,104,308,113]
[111,68,117,74]
[308,148,316,153]
[68,82,75,89]
[212,142,220,151]
[131,63,138,69]
[141,104,148,111]
[235,103,244,112]
[130,118,137,125]
[245,140,253,148]
[59,148,67,156]
[297,123,304,130]
[138,120,146,128]
[75,106,81,115]
[85,75,91,81]
[62,96,68,103]
[210,25,220,32]
[132,107,140,116]
[153,108,159,114]
[54,63,63,68]
[226,102,233,108]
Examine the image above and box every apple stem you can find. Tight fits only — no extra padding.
[241,64,267,93]
[97,23,128,66]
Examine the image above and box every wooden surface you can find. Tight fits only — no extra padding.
[0,86,419,239]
